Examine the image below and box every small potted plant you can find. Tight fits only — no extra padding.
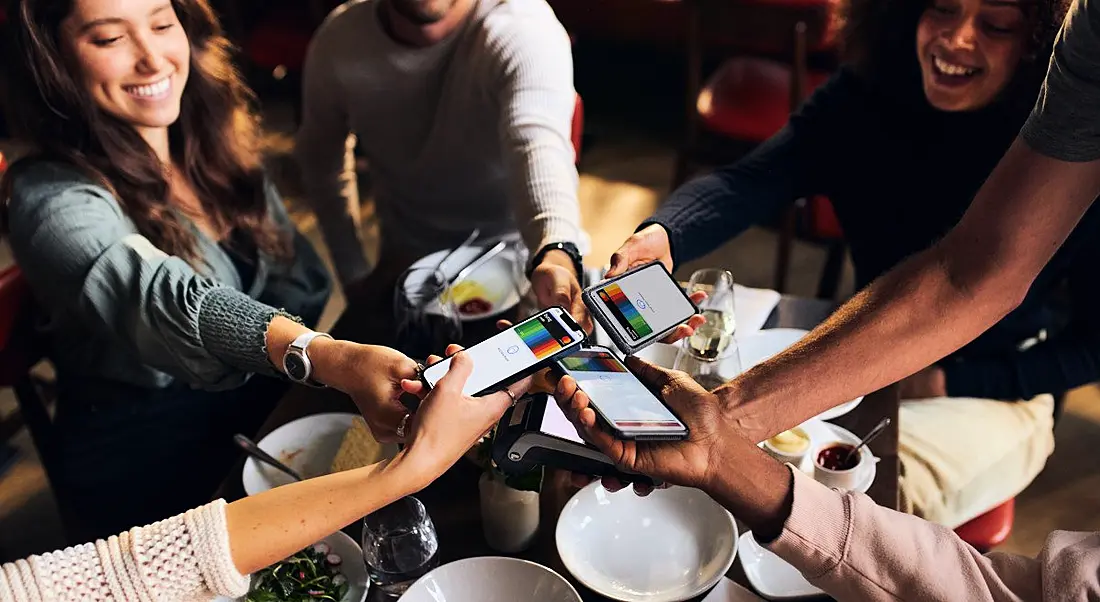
[473,435,543,553]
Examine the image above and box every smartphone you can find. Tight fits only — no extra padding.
[555,346,688,441]
[421,307,586,397]
[582,261,699,356]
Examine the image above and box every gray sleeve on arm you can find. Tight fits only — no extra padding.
[1021,0,1100,161]
[7,168,286,390]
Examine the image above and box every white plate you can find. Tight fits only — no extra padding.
[737,532,822,600]
[556,483,738,602]
[242,413,398,496]
[215,531,369,602]
[400,557,581,602]
[409,244,528,321]
[702,578,767,601]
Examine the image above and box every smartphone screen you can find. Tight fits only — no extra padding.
[590,263,696,346]
[558,348,686,436]
[422,308,585,396]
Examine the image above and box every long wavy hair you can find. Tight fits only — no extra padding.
[1,0,290,266]
[834,0,1070,114]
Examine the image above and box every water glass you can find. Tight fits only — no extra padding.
[362,496,440,599]
[394,267,462,360]
[685,269,737,360]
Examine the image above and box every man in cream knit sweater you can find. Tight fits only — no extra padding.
[296,0,590,327]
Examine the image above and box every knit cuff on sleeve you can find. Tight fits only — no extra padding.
[198,286,301,377]
[187,500,252,599]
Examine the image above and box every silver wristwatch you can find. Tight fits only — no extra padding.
[282,331,334,387]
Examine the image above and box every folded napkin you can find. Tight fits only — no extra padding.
[733,284,781,336]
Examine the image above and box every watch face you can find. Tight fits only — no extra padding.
[284,352,308,382]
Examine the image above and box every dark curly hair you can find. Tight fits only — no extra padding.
[834,0,1070,113]
[1,0,291,267]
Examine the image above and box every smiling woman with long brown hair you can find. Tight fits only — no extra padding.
[607,0,1091,529]
[0,0,421,542]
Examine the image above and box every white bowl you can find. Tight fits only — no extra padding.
[556,483,738,602]
[400,557,581,602]
[409,244,528,321]
[216,530,369,602]
[242,413,398,496]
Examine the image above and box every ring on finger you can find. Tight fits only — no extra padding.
[396,413,411,439]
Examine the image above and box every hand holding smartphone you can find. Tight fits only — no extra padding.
[582,261,699,356]
[555,346,688,441]
[420,307,586,397]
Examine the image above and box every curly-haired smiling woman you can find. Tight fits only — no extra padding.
[609,0,1093,527]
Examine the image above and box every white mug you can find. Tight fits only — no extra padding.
[811,441,868,490]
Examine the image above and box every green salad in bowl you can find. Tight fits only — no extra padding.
[246,542,351,602]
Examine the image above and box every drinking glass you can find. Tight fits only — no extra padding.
[685,269,737,360]
[394,267,462,360]
[674,341,742,390]
[362,496,440,599]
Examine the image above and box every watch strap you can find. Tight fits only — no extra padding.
[283,331,333,387]
[527,241,585,286]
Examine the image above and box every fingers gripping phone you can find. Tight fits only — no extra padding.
[421,307,586,397]
[555,346,688,441]
[582,261,699,356]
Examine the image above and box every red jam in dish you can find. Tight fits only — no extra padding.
[458,297,493,315]
[816,443,859,471]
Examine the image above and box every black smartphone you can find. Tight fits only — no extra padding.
[555,346,689,441]
[581,261,699,356]
[421,306,586,396]
[493,393,658,486]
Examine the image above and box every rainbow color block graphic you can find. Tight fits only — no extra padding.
[560,354,627,373]
[600,284,653,337]
[515,319,565,360]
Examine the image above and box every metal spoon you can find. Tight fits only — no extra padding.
[432,228,481,284]
[845,417,892,465]
[234,433,303,482]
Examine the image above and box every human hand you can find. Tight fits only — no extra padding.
[318,343,420,443]
[530,250,592,332]
[395,350,525,487]
[898,366,947,400]
[607,224,673,278]
[553,356,726,491]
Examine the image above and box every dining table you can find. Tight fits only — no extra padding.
[218,278,900,602]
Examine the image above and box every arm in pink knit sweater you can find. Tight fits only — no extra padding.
[769,469,1100,601]
[0,499,249,602]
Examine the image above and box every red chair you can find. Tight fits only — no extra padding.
[955,499,1015,553]
[572,93,585,164]
[676,0,844,295]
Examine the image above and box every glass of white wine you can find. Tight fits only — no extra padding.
[686,268,737,359]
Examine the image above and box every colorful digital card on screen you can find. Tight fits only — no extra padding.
[514,319,562,360]
[602,284,653,337]
[560,354,627,373]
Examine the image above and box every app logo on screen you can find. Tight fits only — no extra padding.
[597,284,653,341]
[514,313,575,360]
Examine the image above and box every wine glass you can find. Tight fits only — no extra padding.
[674,341,742,390]
[507,237,539,320]
[685,269,737,360]
[394,267,462,360]
[362,496,440,599]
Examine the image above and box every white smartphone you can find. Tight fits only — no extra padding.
[421,307,586,397]
[582,261,699,356]
[555,346,688,441]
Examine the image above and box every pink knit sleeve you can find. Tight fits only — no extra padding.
[766,469,1100,601]
[0,499,250,602]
